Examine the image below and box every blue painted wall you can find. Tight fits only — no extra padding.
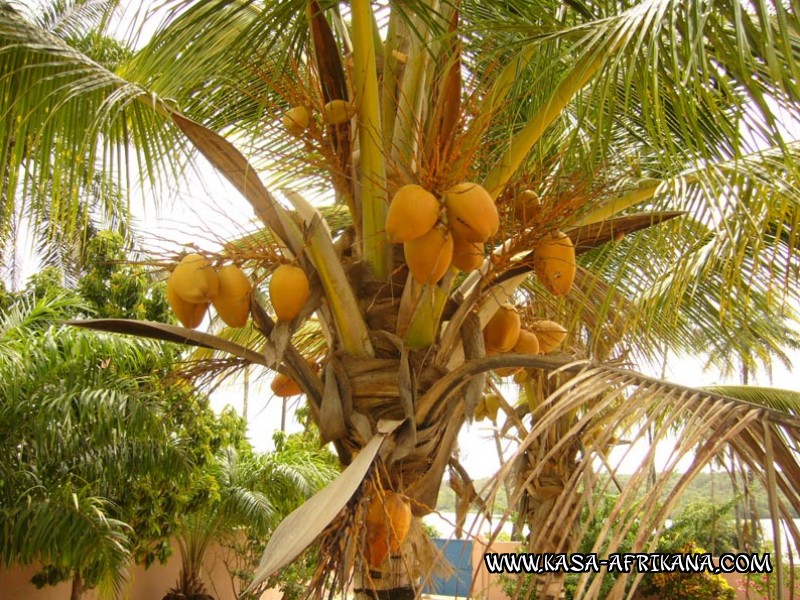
[422,538,474,597]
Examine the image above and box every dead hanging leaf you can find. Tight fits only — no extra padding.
[270,320,292,369]
[169,113,300,257]
[66,319,268,366]
[249,294,275,337]
[409,416,465,515]
[391,348,417,462]
[247,420,403,592]
[319,361,348,443]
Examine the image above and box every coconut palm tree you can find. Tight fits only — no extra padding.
[0,0,133,281]
[3,1,800,598]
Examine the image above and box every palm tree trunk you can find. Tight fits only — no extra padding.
[353,555,416,600]
[70,572,84,600]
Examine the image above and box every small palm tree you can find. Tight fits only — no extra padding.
[164,444,337,600]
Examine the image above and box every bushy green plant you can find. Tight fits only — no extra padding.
[0,241,244,598]
[663,498,740,556]
[638,542,735,600]
[218,430,339,600]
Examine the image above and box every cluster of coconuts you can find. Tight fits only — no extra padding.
[484,304,570,375]
[167,255,310,329]
[385,182,499,284]
[166,253,252,329]
[364,491,412,568]
[282,99,356,136]
[167,255,314,398]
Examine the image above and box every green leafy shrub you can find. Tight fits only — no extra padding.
[638,542,735,600]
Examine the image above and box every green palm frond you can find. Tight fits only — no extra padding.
[0,3,184,257]
[703,385,800,416]
[4,488,131,596]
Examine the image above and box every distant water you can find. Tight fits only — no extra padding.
[423,511,515,540]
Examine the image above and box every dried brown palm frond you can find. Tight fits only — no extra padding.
[470,358,800,599]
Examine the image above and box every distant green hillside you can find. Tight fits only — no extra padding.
[437,472,796,518]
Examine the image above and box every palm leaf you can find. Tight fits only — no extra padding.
[465,357,800,598]
[703,385,800,416]
[247,419,402,592]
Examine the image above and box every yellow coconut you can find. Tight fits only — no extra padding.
[443,182,499,243]
[474,396,488,421]
[322,99,355,125]
[270,358,319,398]
[513,329,541,355]
[475,394,502,420]
[403,224,453,285]
[167,282,209,329]
[531,320,568,353]
[282,106,309,136]
[269,264,310,321]
[483,303,521,352]
[495,329,541,377]
[450,234,484,272]
[514,189,540,222]
[484,394,501,421]
[168,253,219,304]
[385,184,440,243]
[533,231,576,297]
[212,265,252,328]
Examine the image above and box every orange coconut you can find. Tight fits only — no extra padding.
[385,184,440,243]
[365,527,390,568]
[443,182,499,243]
[483,303,521,352]
[271,372,303,397]
[168,253,219,304]
[167,282,209,329]
[269,264,310,321]
[495,329,541,377]
[365,491,412,567]
[270,358,319,398]
[533,231,576,297]
[513,329,541,355]
[403,224,453,285]
[450,234,484,272]
[531,320,568,353]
